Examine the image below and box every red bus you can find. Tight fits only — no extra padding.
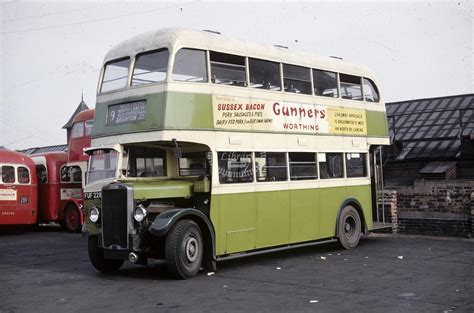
[32,152,84,232]
[0,149,38,226]
[68,109,94,162]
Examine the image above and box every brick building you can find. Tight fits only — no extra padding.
[381,94,473,237]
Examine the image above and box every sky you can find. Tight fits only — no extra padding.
[1,0,472,150]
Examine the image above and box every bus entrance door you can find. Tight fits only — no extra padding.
[370,146,393,230]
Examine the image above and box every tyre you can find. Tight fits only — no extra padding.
[63,204,82,233]
[88,235,124,273]
[338,205,362,249]
[166,219,203,279]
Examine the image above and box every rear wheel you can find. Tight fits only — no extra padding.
[338,205,362,249]
[63,204,81,233]
[166,219,203,279]
[88,235,124,273]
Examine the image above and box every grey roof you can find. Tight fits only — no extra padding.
[386,94,473,160]
[62,99,89,129]
[19,144,68,155]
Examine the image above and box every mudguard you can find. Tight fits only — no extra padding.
[335,198,369,236]
[148,208,216,259]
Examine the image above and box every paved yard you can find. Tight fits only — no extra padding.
[0,227,473,313]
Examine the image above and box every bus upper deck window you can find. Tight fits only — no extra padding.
[85,120,93,136]
[210,51,246,87]
[313,69,338,98]
[17,167,30,184]
[249,58,281,91]
[363,78,380,103]
[132,48,169,86]
[172,48,208,83]
[340,74,362,101]
[283,64,312,95]
[71,122,84,138]
[101,57,131,93]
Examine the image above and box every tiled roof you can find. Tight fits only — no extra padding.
[19,144,68,155]
[386,94,473,160]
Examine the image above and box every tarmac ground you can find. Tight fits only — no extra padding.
[0,225,473,313]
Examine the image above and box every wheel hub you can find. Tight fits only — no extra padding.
[185,237,198,262]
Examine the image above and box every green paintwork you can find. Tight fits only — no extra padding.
[366,110,389,137]
[124,180,194,200]
[211,184,373,256]
[85,198,101,235]
[92,91,389,138]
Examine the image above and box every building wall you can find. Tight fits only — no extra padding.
[382,180,473,237]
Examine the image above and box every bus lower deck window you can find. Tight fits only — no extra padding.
[289,152,317,180]
[346,153,367,177]
[17,167,30,184]
[255,152,287,182]
[218,152,253,184]
[319,153,344,179]
[1,166,15,183]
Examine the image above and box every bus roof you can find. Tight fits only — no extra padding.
[104,28,377,79]
[72,109,94,124]
[0,149,36,169]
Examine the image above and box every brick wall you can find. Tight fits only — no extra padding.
[383,180,473,237]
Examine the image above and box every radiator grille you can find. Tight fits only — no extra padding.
[102,185,128,249]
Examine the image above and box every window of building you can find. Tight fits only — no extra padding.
[1,166,15,183]
[255,152,287,182]
[313,69,338,98]
[132,49,169,86]
[125,146,166,178]
[179,151,208,176]
[363,78,380,103]
[17,167,30,184]
[319,153,344,179]
[36,165,47,183]
[172,48,208,82]
[71,122,84,138]
[289,152,317,180]
[346,153,367,177]
[249,58,281,91]
[283,64,312,95]
[101,57,131,93]
[218,152,253,184]
[210,51,246,86]
[340,74,362,100]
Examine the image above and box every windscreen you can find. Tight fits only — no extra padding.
[87,149,118,183]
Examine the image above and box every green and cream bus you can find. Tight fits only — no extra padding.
[84,28,390,279]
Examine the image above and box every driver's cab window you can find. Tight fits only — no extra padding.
[179,151,208,176]
[125,146,167,177]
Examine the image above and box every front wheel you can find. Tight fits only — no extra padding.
[63,204,82,233]
[338,205,362,249]
[88,235,124,273]
[166,219,203,279]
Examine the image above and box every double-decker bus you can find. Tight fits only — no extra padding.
[31,109,95,232]
[84,29,390,278]
[0,149,38,226]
